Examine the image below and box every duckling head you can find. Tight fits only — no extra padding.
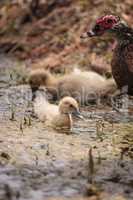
[29,69,56,100]
[29,70,51,88]
[59,96,83,119]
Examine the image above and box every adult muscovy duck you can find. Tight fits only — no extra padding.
[81,14,133,95]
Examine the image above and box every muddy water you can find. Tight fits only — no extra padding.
[0,56,133,200]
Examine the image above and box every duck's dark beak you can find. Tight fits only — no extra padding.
[73,110,84,119]
[80,30,96,39]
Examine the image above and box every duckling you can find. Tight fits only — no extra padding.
[58,71,117,105]
[29,68,117,104]
[34,95,83,131]
[29,69,57,100]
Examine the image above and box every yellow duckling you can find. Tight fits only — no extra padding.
[34,95,83,131]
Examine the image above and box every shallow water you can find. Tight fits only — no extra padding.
[0,56,133,200]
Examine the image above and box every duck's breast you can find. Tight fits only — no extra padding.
[34,95,59,121]
[111,43,133,91]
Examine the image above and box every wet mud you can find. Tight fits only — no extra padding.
[0,56,133,200]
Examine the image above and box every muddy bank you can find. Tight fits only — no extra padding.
[0,57,133,200]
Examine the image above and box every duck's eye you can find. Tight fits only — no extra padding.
[69,104,73,108]
[107,19,113,23]
[94,24,100,31]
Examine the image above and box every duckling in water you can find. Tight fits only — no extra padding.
[34,95,83,131]
[29,68,117,104]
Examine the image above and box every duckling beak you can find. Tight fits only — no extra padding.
[72,110,84,119]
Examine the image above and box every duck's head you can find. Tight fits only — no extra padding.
[29,70,51,88]
[80,14,121,38]
[59,96,83,119]
[29,69,56,100]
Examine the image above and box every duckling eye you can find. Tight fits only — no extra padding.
[69,104,73,108]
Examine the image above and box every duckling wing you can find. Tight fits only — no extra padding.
[34,95,59,121]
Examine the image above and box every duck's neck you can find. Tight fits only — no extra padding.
[110,23,133,44]
[46,74,57,87]
[60,113,72,130]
